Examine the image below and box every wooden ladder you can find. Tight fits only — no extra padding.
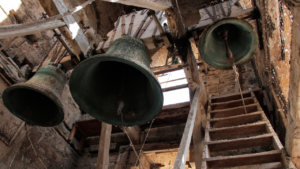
[202,90,295,169]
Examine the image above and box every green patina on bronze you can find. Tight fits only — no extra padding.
[69,37,163,126]
[2,65,67,127]
[199,17,258,70]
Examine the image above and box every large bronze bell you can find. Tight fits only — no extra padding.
[199,17,258,69]
[69,37,163,126]
[2,64,67,127]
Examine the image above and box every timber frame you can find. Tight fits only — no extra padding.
[0,0,288,168]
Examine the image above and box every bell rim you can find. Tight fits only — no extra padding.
[199,17,258,70]
[70,53,164,126]
[2,83,65,127]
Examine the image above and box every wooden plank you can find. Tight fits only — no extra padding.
[89,143,119,153]
[96,122,112,169]
[102,0,171,10]
[0,20,66,39]
[204,150,282,168]
[152,62,202,75]
[38,0,90,58]
[162,84,188,92]
[192,104,205,169]
[211,93,252,103]
[120,126,141,144]
[211,88,261,100]
[262,90,273,112]
[211,97,255,110]
[188,7,257,32]
[173,86,201,169]
[162,101,190,110]
[208,121,267,141]
[210,104,259,119]
[206,134,273,152]
[209,111,263,128]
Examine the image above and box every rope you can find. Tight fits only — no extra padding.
[123,127,145,169]
[134,119,155,168]
[233,65,247,114]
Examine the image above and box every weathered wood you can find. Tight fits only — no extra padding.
[0,0,94,40]
[188,7,257,32]
[211,97,255,110]
[210,103,259,119]
[90,143,119,153]
[192,104,205,169]
[0,19,66,40]
[173,86,201,169]
[162,84,188,92]
[152,62,202,75]
[207,134,273,152]
[96,122,112,169]
[209,111,263,128]
[208,121,267,141]
[162,101,190,110]
[120,126,141,144]
[38,0,91,58]
[160,77,186,84]
[102,0,171,11]
[204,150,282,168]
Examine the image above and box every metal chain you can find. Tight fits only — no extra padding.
[233,65,247,114]
[134,119,155,168]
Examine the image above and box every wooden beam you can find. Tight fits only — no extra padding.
[152,62,202,75]
[284,1,300,168]
[38,0,91,58]
[162,84,188,92]
[204,150,282,168]
[192,103,205,169]
[96,122,112,169]
[0,20,66,39]
[120,126,141,144]
[188,7,257,32]
[173,86,201,169]
[0,0,94,39]
[101,0,171,11]
[162,101,190,110]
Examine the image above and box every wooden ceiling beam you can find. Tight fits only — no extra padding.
[101,0,172,11]
[38,0,91,59]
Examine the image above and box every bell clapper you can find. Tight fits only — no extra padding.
[219,29,235,65]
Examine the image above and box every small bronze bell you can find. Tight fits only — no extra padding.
[2,64,67,127]
[199,17,258,69]
[69,37,163,126]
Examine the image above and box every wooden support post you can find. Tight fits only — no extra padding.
[120,126,141,144]
[96,122,112,169]
[38,0,91,59]
[283,1,300,168]
[173,86,202,169]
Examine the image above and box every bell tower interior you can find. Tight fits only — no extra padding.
[0,0,298,168]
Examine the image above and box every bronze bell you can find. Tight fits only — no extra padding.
[2,64,67,127]
[69,37,163,126]
[199,17,258,69]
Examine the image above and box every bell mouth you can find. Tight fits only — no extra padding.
[199,18,258,70]
[2,85,64,127]
[70,54,163,126]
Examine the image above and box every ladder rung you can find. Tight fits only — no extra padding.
[204,150,282,168]
[210,103,259,119]
[205,134,274,152]
[211,97,255,111]
[209,111,263,128]
[208,121,268,141]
